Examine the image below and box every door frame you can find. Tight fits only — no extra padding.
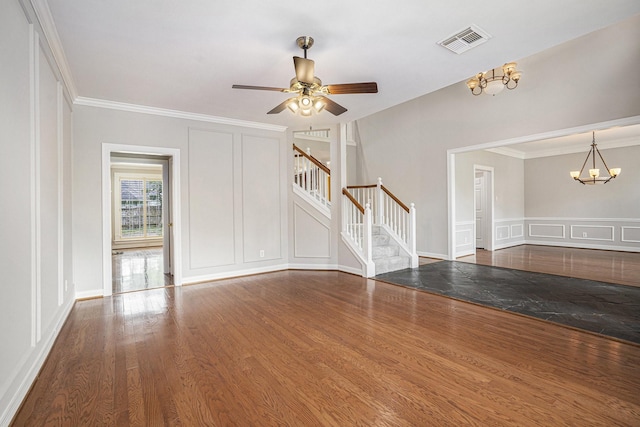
[473,165,494,252]
[102,143,182,296]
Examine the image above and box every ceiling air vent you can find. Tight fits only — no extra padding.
[437,25,492,54]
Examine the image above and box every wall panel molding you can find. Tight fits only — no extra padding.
[621,226,640,243]
[529,223,565,239]
[293,203,331,258]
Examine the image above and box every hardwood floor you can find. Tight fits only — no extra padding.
[457,245,640,287]
[13,270,640,426]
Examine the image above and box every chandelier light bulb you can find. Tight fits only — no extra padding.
[466,62,521,96]
[570,132,621,185]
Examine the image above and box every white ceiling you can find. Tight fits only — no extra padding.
[45,0,640,131]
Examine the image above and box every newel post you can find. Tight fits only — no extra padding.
[363,203,376,277]
[363,203,373,263]
[376,177,383,226]
[409,203,418,268]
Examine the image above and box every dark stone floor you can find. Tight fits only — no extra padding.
[375,261,640,344]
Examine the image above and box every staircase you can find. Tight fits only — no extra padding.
[372,225,411,274]
[341,178,418,277]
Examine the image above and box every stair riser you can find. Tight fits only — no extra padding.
[372,245,399,258]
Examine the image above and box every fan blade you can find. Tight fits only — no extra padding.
[267,98,295,115]
[326,82,378,94]
[322,97,348,116]
[293,56,315,84]
[232,84,288,92]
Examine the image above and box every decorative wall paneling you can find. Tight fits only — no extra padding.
[0,1,75,423]
[455,221,475,257]
[525,218,640,252]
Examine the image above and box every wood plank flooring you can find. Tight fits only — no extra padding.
[458,245,640,287]
[13,270,640,426]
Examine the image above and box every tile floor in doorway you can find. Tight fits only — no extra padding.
[112,248,173,293]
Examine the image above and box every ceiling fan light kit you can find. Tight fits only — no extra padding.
[466,62,522,96]
[233,36,378,116]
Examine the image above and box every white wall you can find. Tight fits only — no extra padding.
[354,15,640,259]
[0,0,75,423]
[72,105,288,295]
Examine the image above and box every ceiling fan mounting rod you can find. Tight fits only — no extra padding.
[296,36,314,59]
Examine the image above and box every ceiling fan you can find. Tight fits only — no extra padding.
[232,36,378,116]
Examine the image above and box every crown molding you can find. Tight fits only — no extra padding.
[487,136,640,159]
[28,0,78,100]
[75,97,288,132]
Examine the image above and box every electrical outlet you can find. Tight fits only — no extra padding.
[582,232,587,238]
[260,250,265,258]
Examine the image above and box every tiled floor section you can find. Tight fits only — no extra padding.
[376,261,640,344]
[112,248,173,293]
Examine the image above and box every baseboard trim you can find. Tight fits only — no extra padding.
[75,289,104,300]
[1,297,75,427]
[417,251,448,260]
[524,240,640,253]
[183,264,290,285]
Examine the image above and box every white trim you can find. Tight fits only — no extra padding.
[621,226,640,243]
[292,184,331,219]
[57,81,64,306]
[29,24,38,348]
[570,225,614,242]
[528,223,565,239]
[183,264,289,285]
[29,0,78,100]
[447,116,640,155]
[340,232,368,277]
[524,240,640,253]
[525,217,640,222]
[456,220,475,226]
[490,135,640,160]
[493,239,527,251]
[474,165,494,252]
[34,30,42,344]
[76,97,288,133]
[496,217,525,223]
[455,249,476,258]
[447,151,455,261]
[496,225,510,241]
[75,289,105,300]
[0,296,74,427]
[510,224,524,238]
[102,144,183,297]
[417,251,448,260]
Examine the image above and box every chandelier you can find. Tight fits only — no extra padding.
[466,62,522,96]
[570,132,621,185]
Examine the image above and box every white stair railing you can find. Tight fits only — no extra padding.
[341,188,375,276]
[344,177,418,271]
[293,145,330,209]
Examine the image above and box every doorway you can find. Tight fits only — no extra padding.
[474,166,493,252]
[102,144,182,296]
[110,154,170,293]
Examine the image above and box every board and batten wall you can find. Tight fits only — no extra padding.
[524,145,640,252]
[73,105,288,296]
[354,14,640,259]
[0,0,75,423]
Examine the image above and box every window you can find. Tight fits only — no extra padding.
[114,172,163,242]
